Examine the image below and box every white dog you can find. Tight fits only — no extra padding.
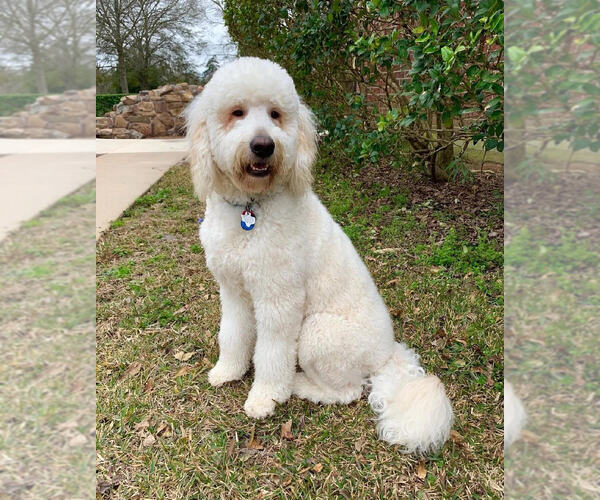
[186,57,453,453]
[504,380,526,448]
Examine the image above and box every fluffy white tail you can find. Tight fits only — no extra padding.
[368,343,453,454]
[504,380,526,448]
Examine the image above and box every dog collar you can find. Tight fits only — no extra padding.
[221,196,257,231]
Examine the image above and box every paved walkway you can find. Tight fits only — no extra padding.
[0,138,96,154]
[0,138,188,243]
[96,138,187,154]
[96,150,186,238]
[0,152,95,242]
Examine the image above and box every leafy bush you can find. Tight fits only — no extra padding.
[506,0,600,174]
[96,94,127,116]
[224,0,504,181]
[0,94,41,116]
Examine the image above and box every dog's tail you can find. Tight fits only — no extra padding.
[368,342,453,454]
[504,380,526,448]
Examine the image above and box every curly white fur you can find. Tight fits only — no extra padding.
[504,380,526,448]
[186,57,453,453]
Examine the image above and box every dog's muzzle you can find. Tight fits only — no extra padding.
[247,135,275,177]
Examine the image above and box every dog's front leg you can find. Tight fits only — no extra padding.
[244,286,304,419]
[208,283,256,387]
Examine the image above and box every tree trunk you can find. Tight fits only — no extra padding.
[32,48,48,94]
[117,49,129,93]
[432,113,453,182]
[505,116,526,183]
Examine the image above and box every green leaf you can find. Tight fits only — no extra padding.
[441,46,454,62]
[507,46,526,63]
[466,65,480,78]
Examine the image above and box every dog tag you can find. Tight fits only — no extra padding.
[241,209,256,231]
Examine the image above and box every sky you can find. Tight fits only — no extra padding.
[1,0,237,74]
[193,1,238,72]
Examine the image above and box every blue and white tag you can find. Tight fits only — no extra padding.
[241,210,256,231]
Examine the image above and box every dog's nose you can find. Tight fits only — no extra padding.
[250,136,275,158]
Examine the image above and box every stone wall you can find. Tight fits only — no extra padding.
[96,83,202,139]
[0,88,95,138]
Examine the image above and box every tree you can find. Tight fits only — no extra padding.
[128,0,204,90]
[0,0,68,93]
[201,55,219,83]
[97,0,142,93]
[52,0,95,89]
[97,0,205,93]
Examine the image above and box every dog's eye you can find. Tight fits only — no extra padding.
[270,110,280,119]
[232,109,244,117]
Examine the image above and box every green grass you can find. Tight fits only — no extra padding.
[0,93,41,116]
[96,159,504,498]
[0,183,95,498]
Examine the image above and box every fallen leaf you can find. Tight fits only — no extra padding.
[156,422,171,437]
[174,351,194,361]
[57,419,79,431]
[372,247,401,254]
[134,419,150,432]
[450,429,464,444]
[174,366,191,378]
[312,463,323,473]
[68,433,87,447]
[281,420,293,440]
[247,438,264,450]
[226,437,236,457]
[143,434,156,447]
[143,378,154,393]
[120,362,141,380]
[416,461,427,479]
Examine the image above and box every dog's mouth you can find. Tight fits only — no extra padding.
[245,162,271,177]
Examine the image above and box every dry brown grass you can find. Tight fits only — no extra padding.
[0,183,96,499]
[96,162,503,499]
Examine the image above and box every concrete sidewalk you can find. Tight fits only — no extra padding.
[0,138,188,242]
[0,138,96,154]
[96,150,186,238]
[96,138,188,154]
[0,153,96,242]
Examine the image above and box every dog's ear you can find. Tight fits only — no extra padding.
[186,97,218,200]
[289,101,318,195]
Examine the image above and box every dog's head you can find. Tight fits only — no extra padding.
[186,57,318,200]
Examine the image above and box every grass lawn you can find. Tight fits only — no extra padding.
[0,183,96,498]
[504,169,600,498]
[96,154,504,499]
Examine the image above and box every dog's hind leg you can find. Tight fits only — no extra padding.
[293,313,378,405]
[293,371,362,404]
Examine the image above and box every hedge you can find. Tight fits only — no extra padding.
[96,94,127,116]
[0,94,41,116]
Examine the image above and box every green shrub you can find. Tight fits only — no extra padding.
[224,0,504,181]
[0,94,41,116]
[96,94,127,116]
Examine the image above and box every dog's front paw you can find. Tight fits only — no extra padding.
[208,360,246,387]
[244,395,275,419]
